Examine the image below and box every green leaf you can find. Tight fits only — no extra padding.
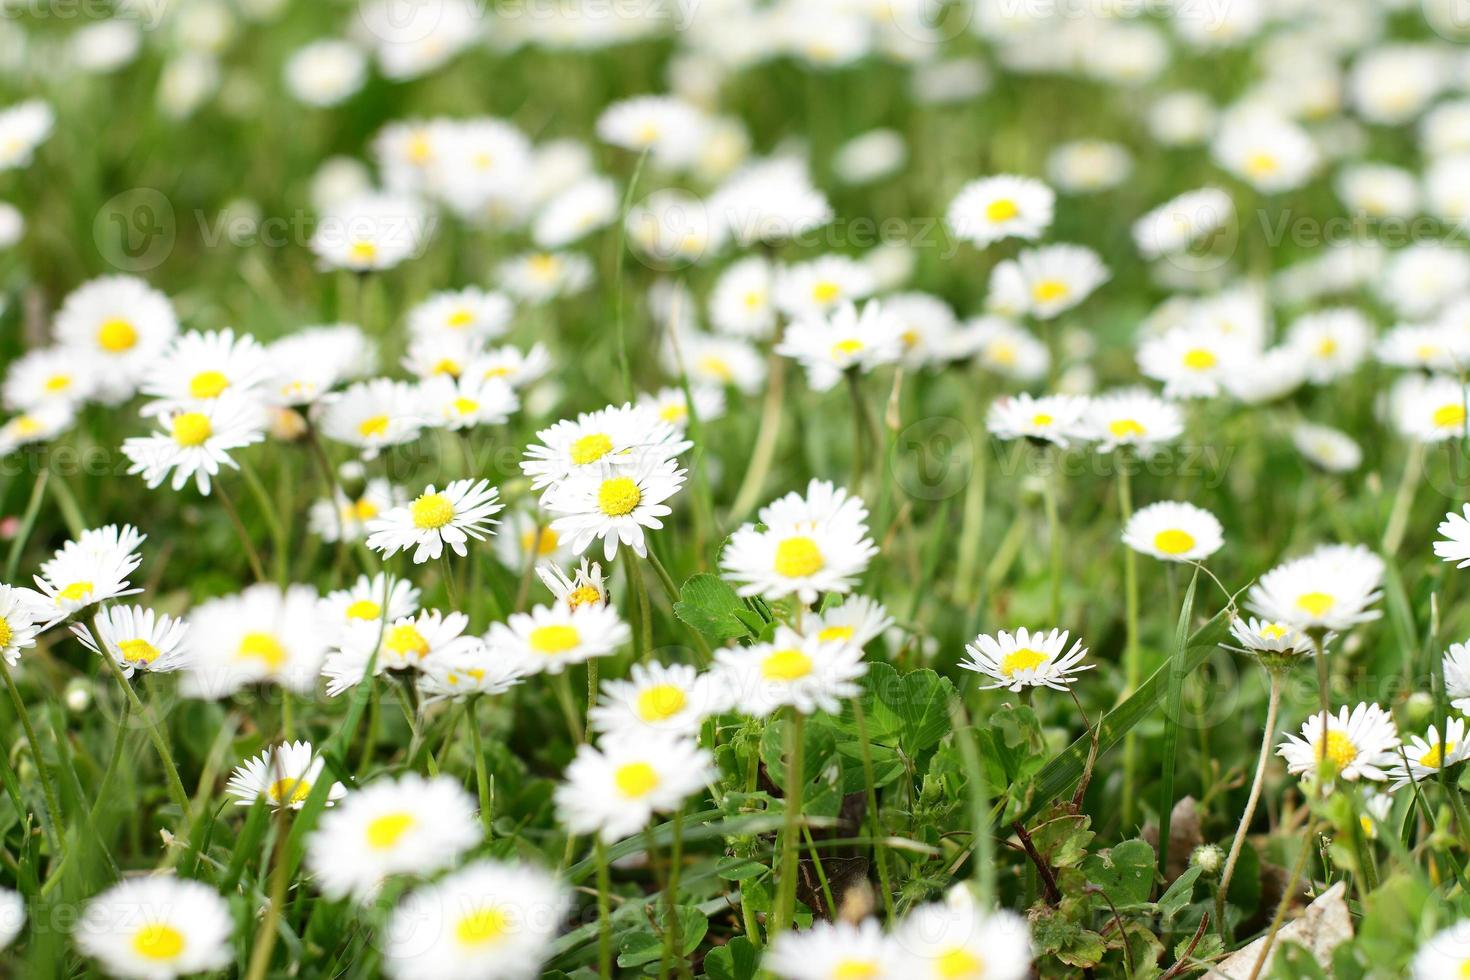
[1157,866,1202,926]
[704,936,759,980]
[1082,838,1156,907]
[1158,568,1198,876]
[674,574,752,641]
[841,662,954,757]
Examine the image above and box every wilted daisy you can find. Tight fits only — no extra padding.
[521,403,689,493]
[179,583,328,698]
[1248,545,1384,635]
[323,609,478,695]
[801,596,894,652]
[589,662,721,738]
[1278,702,1400,783]
[896,903,1033,980]
[545,455,686,561]
[53,275,179,404]
[122,392,267,495]
[765,920,903,980]
[714,629,867,717]
[318,378,425,455]
[316,573,420,639]
[1122,501,1224,563]
[1133,187,1233,259]
[72,605,189,677]
[775,300,904,392]
[960,627,1092,693]
[1389,718,1470,790]
[366,479,502,563]
[225,740,346,810]
[555,732,715,841]
[139,328,273,411]
[74,877,233,980]
[307,773,481,901]
[487,601,630,677]
[946,175,1054,247]
[309,478,406,544]
[536,559,608,610]
[986,392,1087,448]
[721,480,878,605]
[1084,389,1183,452]
[1010,244,1109,319]
[381,860,568,980]
[1292,423,1363,473]
[0,585,39,666]
[310,192,434,272]
[418,641,529,702]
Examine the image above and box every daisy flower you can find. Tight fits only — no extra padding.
[521,404,689,493]
[1211,109,1319,193]
[1047,139,1132,194]
[366,479,502,564]
[179,583,329,699]
[709,157,833,247]
[318,378,426,455]
[308,478,406,544]
[139,328,273,411]
[801,595,894,652]
[72,605,190,678]
[960,627,1092,693]
[0,99,53,170]
[1445,642,1470,713]
[0,404,75,455]
[668,332,766,395]
[1292,423,1362,474]
[1375,323,1467,374]
[283,39,367,107]
[885,292,963,368]
[709,255,777,339]
[775,300,904,393]
[381,860,568,980]
[403,332,483,381]
[963,316,1050,381]
[896,903,1033,980]
[310,192,435,272]
[32,526,145,626]
[533,174,618,248]
[595,94,707,169]
[1248,545,1384,635]
[1277,702,1400,783]
[554,732,716,841]
[1284,308,1373,384]
[323,609,478,695]
[1084,389,1183,452]
[1388,718,1470,790]
[307,773,481,901]
[764,919,904,980]
[589,662,722,738]
[714,628,868,717]
[626,189,727,267]
[121,391,267,495]
[1394,374,1469,443]
[1011,244,1109,319]
[487,601,630,677]
[466,342,552,390]
[946,175,1055,247]
[720,480,878,605]
[0,887,21,950]
[74,877,233,980]
[635,386,725,431]
[491,511,573,571]
[545,455,686,561]
[418,640,529,702]
[1434,505,1470,570]
[53,275,179,404]
[225,740,346,810]
[1122,501,1224,563]
[265,324,375,407]
[0,585,40,666]
[986,392,1088,448]
[1137,323,1243,399]
[1132,187,1233,259]
[316,573,420,640]
[772,255,876,321]
[407,287,513,343]
[1227,617,1318,668]
[2,346,98,411]
[497,251,594,304]
[536,559,608,610]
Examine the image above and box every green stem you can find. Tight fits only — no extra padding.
[595,836,613,977]
[614,147,650,399]
[0,657,63,859]
[89,695,132,827]
[1217,669,1281,935]
[552,671,584,743]
[97,653,191,818]
[4,464,48,582]
[659,806,684,980]
[216,480,268,584]
[238,458,288,585]
[1119,462,1142,830]
[467,697,492,839]
[850,697,896,919]
[726,351,785,527]
[775,710,805,932]
[1382,441,1425,556]
[1041,448,1062,624]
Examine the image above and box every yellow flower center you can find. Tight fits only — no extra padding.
[119,638,160,664]
[432,358,462,377]
[1260,623,1288,640]
[446,308,475,328]
[11,415,42,438]
[1433,403,1467,429]
[365,811,415,850]
[519,527,560,555]
[1295,591,1335,618]
[567,585,602,609]
[832,960,881,980]
[1109,418,1145,438]
[831,338,865,357]
[817,625,855,643]
[597,477,642,517]
[349,240,378,263]
[1153,529,1196,555]
[1245,151,1278,176]
[171,412,213,447]
[357,414,390,438]
[986,197,1019,222]
[571,432,614,465]
[0,617,9,648]
[614,761,661,798]
[56,581,93,604]
[1459,957,1470,979]
[44,374,71,392]
[698,355,733,381]
[97,318,138,353]
[636,684,688,722]
[1318,730,1358,770]
[773,536,824,578]
[530,624,580,655]
[1316,338,1338,357]
[1031,279,1069,303]
[406,133,433,163]
[451,397,479,416]
[1031,413,1054,427]
[131,923,185,962]
[346,599,381,621]
[188,370,230,398]
[455,907,510,947]
[385,624,430,659]
[410,492,455,530]
[1000,647,1048,676]
[527,253,560,280]
[761,648,813,681]
[936,947,986,980]
[1182,348,1217,370]
[659,404,688,424]
[1420,741,1455,769]
[743,290,765,310]
[811,281,840,303]
[351,498,379,521]
[237,632,288,669]
[269,777,312,805]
